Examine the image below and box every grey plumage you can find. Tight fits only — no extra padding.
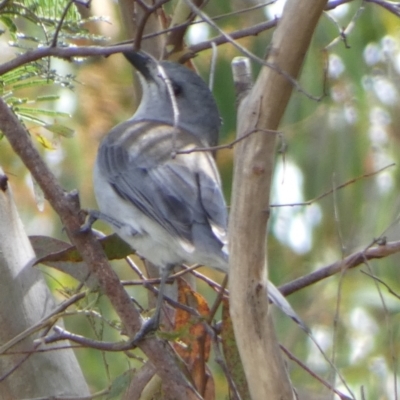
[123,51,221,147]
[94,119,228,271]
[92,51,230,341]
[94,51,228,275]
[92,51,306,341]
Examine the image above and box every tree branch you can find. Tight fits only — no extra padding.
[0,0,357,77]
[163,0,205,59]
[228,0,328,398]
[280,239,400,296]
[366,0,400,17]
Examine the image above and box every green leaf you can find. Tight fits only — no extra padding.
[29,236,99,290]
[0,15,17,37]
[12,79,54,90]
[15,106,70,118]
[18,112,47,126]
[1,66,40,87]
[45,123,74,138]
[36,95,60,102]
[101,234,134,260]
[30,234,134,266]
[7,97,29,105]
[3,75,45,88]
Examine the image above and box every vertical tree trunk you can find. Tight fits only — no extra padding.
[0,168,90,399]
[229,1,328,398]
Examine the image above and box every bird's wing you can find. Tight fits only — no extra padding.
[196,161,228,245]
[97,120,227,250]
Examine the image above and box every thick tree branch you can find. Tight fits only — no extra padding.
[0,44,130,76]
[228,0,328,399]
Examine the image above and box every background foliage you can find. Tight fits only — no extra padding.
[2,0,400,398]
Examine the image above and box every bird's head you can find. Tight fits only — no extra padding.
[124,51,221,148]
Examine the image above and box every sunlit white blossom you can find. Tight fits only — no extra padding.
[344,104,357,124]
[349,308,377,362]
[327,2,350,19]
[187,20,210,45]
[373,77,398,105]
[364,43,382,66]
[381,35,397,56]
[272,161,322,254]
[264,0,287,19]
[369,106,391,126]
[328,54,345,79]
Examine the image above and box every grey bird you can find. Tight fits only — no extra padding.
[91,51,305,342]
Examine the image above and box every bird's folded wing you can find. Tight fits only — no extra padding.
[97,121,227,249]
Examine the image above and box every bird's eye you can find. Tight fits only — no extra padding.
[171,82,182,96]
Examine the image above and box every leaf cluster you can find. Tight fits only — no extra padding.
[0,0,106,142]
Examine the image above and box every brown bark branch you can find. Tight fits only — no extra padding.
[228,0,328,399]
[163,0,205,58]
[280,240,400,296]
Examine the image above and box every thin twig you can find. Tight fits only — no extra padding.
[324,1,365,50]
[214,0,277,20]
[123,263,202,286]
[183,266,228,294]
[29,388,109,400]
[330,183,346,394]
[323,11,351,49]
[177,128,279,154]
[134,0,170,50]
[360,269,400,300]
[0,324,54,383]
[270,163,395,208]
[207,275,228,324]
[211,329,242,400]
[51,0,76,48]
[280,345,353,400]
[0,292,85,355]
[122,265,203,317]
[43,325,134,351]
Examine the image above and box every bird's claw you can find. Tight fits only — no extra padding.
[79,210,101,233]
[130,315,159,345]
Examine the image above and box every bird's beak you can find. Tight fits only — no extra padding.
[123,50,156,81]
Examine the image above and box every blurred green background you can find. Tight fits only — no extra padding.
[2,1,400,398]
